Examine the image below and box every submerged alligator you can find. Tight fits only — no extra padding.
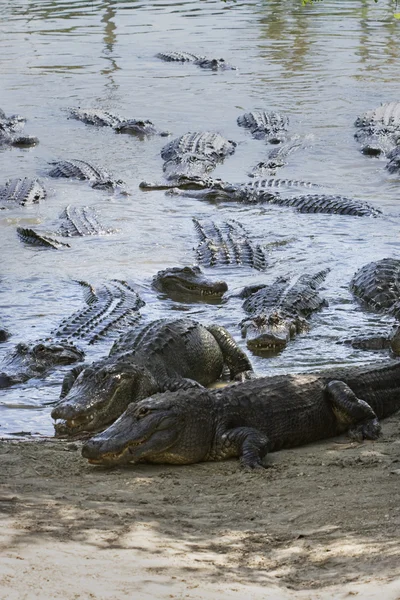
[240,269,329,353]
[81,359,400,467]
[0,178,46,207]
[237,110,289,143]
[193,218,268,271]
[51,318,253,436]
[156,51,235,71]
[160,132,236,180]
[69,108,170,137]
[17,205,117,248]
[350,258,400,318]
[48,159,127,193]
[152,266,228,302]
[342,325,400,356]
[0,108,39,147]
[165,178,381,216]
[0,279,144,388]
[248,135,315,177]
[354,101,400,157]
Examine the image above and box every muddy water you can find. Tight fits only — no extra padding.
[0,0,399,436]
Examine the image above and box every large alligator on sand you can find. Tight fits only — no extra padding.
[193,218,268,271]
[48,159,127,193]
[240,269,329,353]
[0,108,39,147]
[237,110,289,143]
[156,51,236,71]
[152,266,228,302]
[354,101,400,157]
[52,318,253,436]
[82,359,400,467]
[69,108,170,137]
[166,178,381,216]
[160,132,236,180]
[0,178,46,207]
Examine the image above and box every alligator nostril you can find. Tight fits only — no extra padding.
[81,439,98,459]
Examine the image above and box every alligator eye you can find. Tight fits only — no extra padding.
[137,406,151,419]
[35,344,46,353]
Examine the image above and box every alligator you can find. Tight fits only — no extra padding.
[17,227,71,250]
[386,146,400,174]
[239,269,329,353]
[81,359,400,467]
[0,108,39,147]
[51,317,254,436]
[140,176,320,193]
[354,101,400,156]
[166,179,381,217]
[68,108,170,137]
[160,132,236,180]
[56,205,117,237]
[237,110,289,143]
[193,218,268,271]
[156,51,235,70]
[0,322,10,342]
[152,266,228,302]
[48,159,127,193]
[248,135,315,177]
[341,324,400,356]
[350,258,400,318]
[0,340,85,389]
[0,178,46,207]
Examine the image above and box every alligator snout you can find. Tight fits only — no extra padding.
[0,372,15,389]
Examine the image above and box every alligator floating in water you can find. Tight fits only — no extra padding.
[237,110,289,143]
[156,51,235,71]
[193,218,268,271]
[166,178,381,216]
[0,340,85,389]
[0,108,39,147]
[160,132,236,180]
[52,317,253,436]
[350,258,400,318]
[249,135,315,177]
[48,159,127,193]
[0,323,10,342]
[0,178,46,207]
[341,325,400,356]
[239,269,330,353]
[81,359,400,467]
[152,266,228,302]
[17,227,71,250]
[354,102,400,157]
[69,108,170,137]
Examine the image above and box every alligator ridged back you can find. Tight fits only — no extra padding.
[268,194,380,217]
[58,205,116,237]
[237,110,289,141]
[161,132,236,162]
[244,178,320,190]
[17,227,70,249]
[193,218,268,271]
[69,108,123,128]
[355,102,400,129]
[350,258,400,317]
[156,51,201,63]
[0,178,46,206]
[48,159,109,181]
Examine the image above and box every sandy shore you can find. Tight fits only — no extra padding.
[1,415,400,600]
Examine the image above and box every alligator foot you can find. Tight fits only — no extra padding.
[326,380,381,440]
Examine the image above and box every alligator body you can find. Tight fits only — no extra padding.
[17,227,71,250]
[51,318,253,436]
[193,218,268,271]
[386,146,400,174]
[82,360,400,467]
[57,205,117,237]
[140,176,320,193]
[0,178,46,207]
[160,132,236,180]
[350,258,400,318]
[342,325,400,356]
[69,108,169,137]
[240,269,329,353]
[249,135,314,176]
[167,179,381,216]
[156,51,235,70]
[0,109,39,147]
[354,102,400,157]
[0,340,85,389]
[48,159,127,193]
[152,266,228,302]
[237,110,289,143]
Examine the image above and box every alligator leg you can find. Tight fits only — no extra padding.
[59,364,87,399]
[206,324,254,380]
[326,380,381,441]
[220,427,269,469]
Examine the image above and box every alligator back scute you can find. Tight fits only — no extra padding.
[161,132,236,162]
[69,108,124,128]
[57,205,117,237]
[270,194,381,217]
[48,159,108,181]
[350,258,400,315]
[17,227,70,250]
[237,110,289,142]
[0,178,46,206]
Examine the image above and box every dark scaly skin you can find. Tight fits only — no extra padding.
[386,146,400,174]
[51,318,253,436]
[354,102,400,156]
[0,340,84,389]
[152,266,227,302]
[350,258,400,318]
[240,270,329,353]
[17,227,71,249]
[57,205,117,237]
[0,178,46,206]
[342,325,400,356]
[156,51,236,70]
[48,159,127,193]
[82,360,400,467]
[237,110,289,143]
[0,109,39,147]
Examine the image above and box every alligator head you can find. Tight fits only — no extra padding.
[0,340,84,389]
[51,359,159,436]
[241,311,309,354]
[81,389,214,466]
[152,265,227,302]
